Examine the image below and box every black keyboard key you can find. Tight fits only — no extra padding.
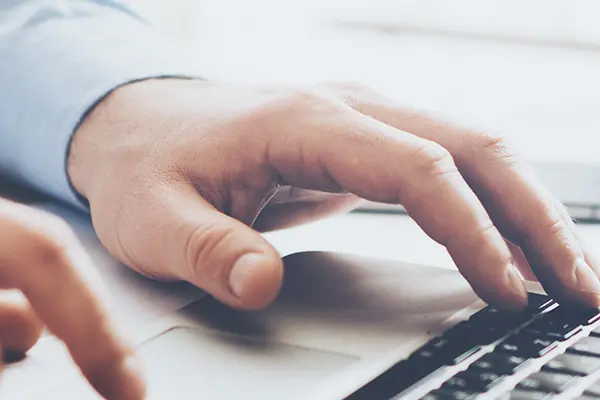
[469,306,504,322]
[589,324,600,338]
[417,337,451,362]
[497,333,557,358]
[507,390,551,399]
[542,352,600,376]
[344,361,433,399]
[409,345,443,371]
[453,369,503,392]
[470,294,551,326]
[478,325,513,345]
[567,336,600,358]
[581,307,600,325]
[422,389,475,400]
[551,306,600,325]
[427,334,480,365]
[470,352,527,375]
[517,371,579,393]
[526,293,554,312]
[469,306,535,329]
[495,341,524,357]
[525,309,583,341]
[347,332,480,398]
[446,321,500,345]
[407,336,479,370]
[442,375,471,391]
[560,305,600,326]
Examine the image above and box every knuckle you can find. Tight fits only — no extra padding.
[282,87,336,109]
[263,87,332,113]
[472,131,517,162]
[327,81,382,106]
[184,222,237,280]
[27,231,70,270]
[0,206,75,280]
[329,81,373,96]
[411,142,457,179]
[519,216,568,250]
[238,87,340,131]
[544,217,569,237]
[467,220,499,249]
[397,143,457,207]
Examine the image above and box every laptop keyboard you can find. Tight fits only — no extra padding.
[345,293,600,399]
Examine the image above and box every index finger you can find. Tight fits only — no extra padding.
[0,202,145,399]
[343,86,600,307]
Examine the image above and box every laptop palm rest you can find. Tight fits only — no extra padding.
[136,252,479,400]
[139,326,355,400]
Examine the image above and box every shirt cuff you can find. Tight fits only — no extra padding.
[0,4,198,208]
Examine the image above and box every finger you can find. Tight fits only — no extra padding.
[253,188,361,231]
[108,183,283,310]
[264,96,527,309]
[0,201,145,399]
[338,84,600,307]
[0,290,43,357]
[553,201,600,299]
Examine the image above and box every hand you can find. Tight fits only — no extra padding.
[0,199,144,399]
[69,79,600,311]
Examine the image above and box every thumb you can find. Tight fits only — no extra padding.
[128,185,284,310]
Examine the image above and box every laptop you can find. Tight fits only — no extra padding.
[2,204,600,400]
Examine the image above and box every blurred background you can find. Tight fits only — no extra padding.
[122,0,600,160]
[124,0,600,213]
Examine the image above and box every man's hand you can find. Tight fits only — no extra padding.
[69,79,600,311]
[0,199,144,399]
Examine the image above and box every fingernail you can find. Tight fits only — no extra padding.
[579,244,600,277]
[575,258,600,297]
[99,355,146,400]
[229,253,265,298]
[124,354,145,380]
[121,355,146,399]
[507,264,528,309]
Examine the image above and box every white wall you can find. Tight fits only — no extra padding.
[128,0,600,48]
[336,0,600,47]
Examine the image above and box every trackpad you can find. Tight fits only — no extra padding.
[139,327,357,400]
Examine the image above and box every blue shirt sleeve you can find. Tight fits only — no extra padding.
[0,1,195,207]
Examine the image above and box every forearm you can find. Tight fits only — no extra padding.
[0,1,194,207]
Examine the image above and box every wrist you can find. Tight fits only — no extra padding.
[67,124,96,202]
[67,78,194,201]
[67,96,112,202]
